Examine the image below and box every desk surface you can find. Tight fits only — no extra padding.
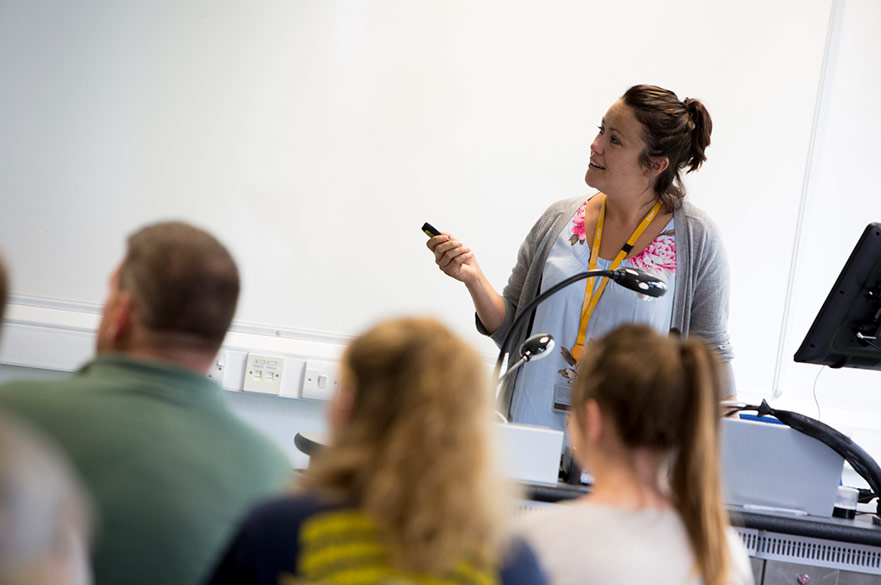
[297,433,881,549]
[521,481,881,548]
[731,506,881,548]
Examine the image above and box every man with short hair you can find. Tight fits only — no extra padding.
[0,222,292,585]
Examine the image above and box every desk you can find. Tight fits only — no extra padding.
[520,481,881,584]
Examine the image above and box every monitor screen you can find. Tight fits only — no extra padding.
[794,222,881,369]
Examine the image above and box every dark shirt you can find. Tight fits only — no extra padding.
[206,492,548,585]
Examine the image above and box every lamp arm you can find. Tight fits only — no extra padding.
[493,269,619,380]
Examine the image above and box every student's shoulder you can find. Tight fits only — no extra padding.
[0,377,79,414]
[244,492,345,532]
[500,536,549,585]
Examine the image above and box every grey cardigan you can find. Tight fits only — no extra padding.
[479,195,735,416]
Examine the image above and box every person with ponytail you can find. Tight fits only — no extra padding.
[204,317,547,585]
[517,324,753,585]
[427,84,734,432]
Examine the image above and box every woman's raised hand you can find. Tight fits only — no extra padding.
[426,233,480,284]
[426,232,506,334]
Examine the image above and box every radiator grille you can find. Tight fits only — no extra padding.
[735,527,881,574]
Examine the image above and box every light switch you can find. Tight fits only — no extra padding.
[302,360,339,401]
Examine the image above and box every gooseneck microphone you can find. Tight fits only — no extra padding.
[607,266,668,298]
[498,333,556,385]
[493,267,668,383]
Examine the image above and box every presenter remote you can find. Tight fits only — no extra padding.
[421,222,441,237]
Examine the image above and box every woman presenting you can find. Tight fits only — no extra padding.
[427,84,734,432]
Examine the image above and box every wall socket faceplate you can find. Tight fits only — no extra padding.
[243,353,285,395]
[207,349,336,402]
[302,359,340,401]
[206,351,226,385]
[207,349,248,391]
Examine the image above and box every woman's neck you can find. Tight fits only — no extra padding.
[603,189,660,227]
[579,447,673,510]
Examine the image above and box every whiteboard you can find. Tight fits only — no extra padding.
[0,0,834,400]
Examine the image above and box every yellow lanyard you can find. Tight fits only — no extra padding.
[570,195,662,361]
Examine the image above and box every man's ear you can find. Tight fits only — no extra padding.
[107,291,134,345]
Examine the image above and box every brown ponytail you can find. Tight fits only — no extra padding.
[683,98,713,174]
[572,325,732,585]
[621,85,713,211]
[671,339,730,585]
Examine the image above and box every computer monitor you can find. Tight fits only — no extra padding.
[794,222,881,369]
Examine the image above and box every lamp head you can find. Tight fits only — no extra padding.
[520,333,555,362]
[611,267,667,298]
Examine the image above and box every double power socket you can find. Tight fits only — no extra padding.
[206,349,339,401]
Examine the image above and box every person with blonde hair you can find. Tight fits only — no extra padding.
[517,324,753,585]
[205,317,547,585]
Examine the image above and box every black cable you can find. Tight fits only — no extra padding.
[494,269,620,379]
[857,487,878,504]
[723,407,749,418]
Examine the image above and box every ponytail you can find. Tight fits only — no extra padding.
[671,340,730,585]
[683,98,712,174]
[573,325,734,585]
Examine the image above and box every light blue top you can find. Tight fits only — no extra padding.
[483,195,733,420]
[509,203,677,432]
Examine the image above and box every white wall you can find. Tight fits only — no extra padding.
[772,0,881,464]
[4,0,880,465]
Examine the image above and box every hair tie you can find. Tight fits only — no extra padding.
[683,98,696,118]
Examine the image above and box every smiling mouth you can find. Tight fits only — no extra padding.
[589,161,605,170]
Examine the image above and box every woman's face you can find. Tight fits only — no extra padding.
[585,99,655,197]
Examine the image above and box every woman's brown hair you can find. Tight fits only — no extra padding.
[572,324,730,585]
[622,84,713,211]
[300,317,509,574]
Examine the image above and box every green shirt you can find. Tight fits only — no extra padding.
[0,353,293,585]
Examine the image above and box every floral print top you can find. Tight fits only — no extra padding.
[568,200,677,273]
[509,199,678,433]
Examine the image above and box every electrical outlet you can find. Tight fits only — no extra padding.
[222,350,247,391]
[207,349,247,391]
[206,350,227,384]
[301,359,340,401]
[243,353,284,395]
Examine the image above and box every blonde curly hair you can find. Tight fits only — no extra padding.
[300,317,511,575]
